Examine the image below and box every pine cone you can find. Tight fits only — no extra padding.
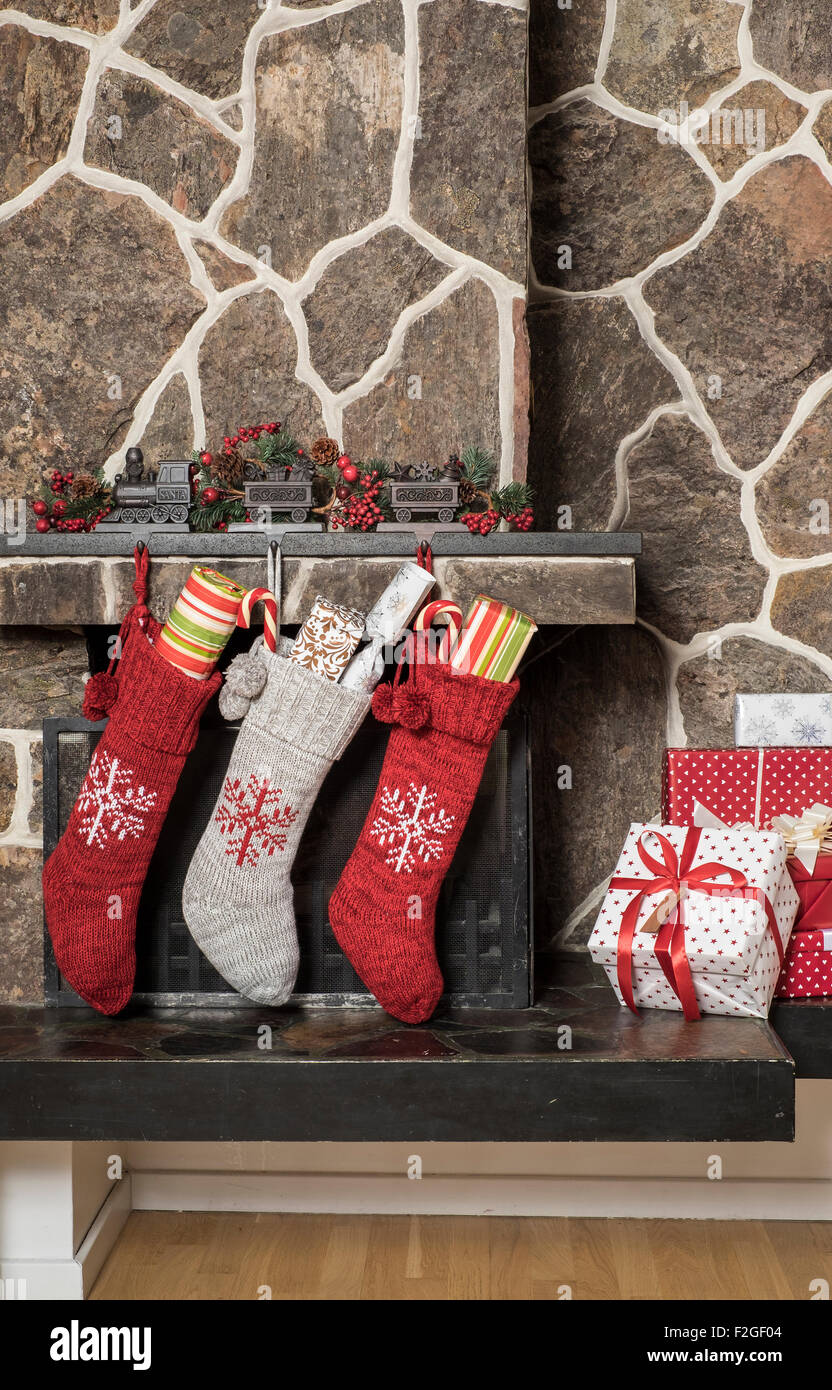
[70,473,99,499]
[310,436,340,468]
[459,479,478,505]
[212,449,244,486]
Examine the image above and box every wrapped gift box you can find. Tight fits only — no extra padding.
[589,824,798,1019]
[735,693,832,747]
[785,851,832,933]
[663,747,832,829]
[775,927,832,998]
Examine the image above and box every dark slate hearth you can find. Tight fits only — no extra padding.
[0,961,797,1142]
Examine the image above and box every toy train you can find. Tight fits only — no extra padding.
[97,448,191,530]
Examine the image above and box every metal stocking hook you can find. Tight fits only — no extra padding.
[267,539,283,632]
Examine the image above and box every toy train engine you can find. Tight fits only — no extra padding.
[105,448,191,526]
[389,460,459,524]
[241,457,315,524]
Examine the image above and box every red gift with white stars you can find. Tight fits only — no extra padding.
[775,927,832,998]
[589,824,799,1019]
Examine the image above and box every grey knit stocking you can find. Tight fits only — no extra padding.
[183,645,370,1004]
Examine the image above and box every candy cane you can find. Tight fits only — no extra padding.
[238,587,278,652]
[413,599,463,662]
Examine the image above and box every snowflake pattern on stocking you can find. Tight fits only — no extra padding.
[369,781,455,874]
[215,773,298,868]
[76,750,158,849]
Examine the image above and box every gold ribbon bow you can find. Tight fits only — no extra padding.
[770,803,832,873]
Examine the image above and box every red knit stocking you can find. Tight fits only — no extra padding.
[329,657,517,1022]
[42,550,220,1014]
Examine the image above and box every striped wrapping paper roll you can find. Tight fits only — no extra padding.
[156,566,248,678]
[449,593,537,682]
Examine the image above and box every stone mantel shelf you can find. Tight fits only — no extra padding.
[0,532,640,627]
[0,530,642,558]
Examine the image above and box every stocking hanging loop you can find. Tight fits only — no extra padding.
[82,543,151,720]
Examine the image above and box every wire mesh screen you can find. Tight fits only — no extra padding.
[43,711,531,1008]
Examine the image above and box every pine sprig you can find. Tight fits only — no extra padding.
[360,457,391,481]
[459,445,496,490]
[256,425,300,471]
[189,497,247,532]
[492,481,534,515]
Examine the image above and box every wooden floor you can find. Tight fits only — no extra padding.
[89,1212,832,1300]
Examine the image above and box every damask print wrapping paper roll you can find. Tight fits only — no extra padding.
[289,594,365,682]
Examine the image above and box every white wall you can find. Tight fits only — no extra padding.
[0,1141,74,1261]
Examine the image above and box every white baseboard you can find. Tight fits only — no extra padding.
[0,1175,130,1302]
[0,1259,83,1301]
[132,1171,832,1222]
[0,1175,133,1301]
[75,1173,132,1297]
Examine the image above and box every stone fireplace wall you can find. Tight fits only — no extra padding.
[8,1,832,1003]
[527,0,832,949]
[0,0,528,1002]
[0,0,528,497]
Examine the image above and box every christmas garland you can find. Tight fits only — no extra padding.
[30,464,112,533]
[189,426,534,534]
[28,422,534,536]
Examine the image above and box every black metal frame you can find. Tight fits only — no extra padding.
[42,711,532,1011]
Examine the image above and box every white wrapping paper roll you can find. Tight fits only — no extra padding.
[340,561,436,692]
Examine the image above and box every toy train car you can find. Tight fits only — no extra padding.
[242,459,315,523]
[104,449,191,526]
[389,479,459,524]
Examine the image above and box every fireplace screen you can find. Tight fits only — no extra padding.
[43,711,531,1008]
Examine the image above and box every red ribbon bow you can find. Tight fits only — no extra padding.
[610,828,784,1021]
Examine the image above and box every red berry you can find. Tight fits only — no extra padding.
[342,464,358,483]
[35,517,51,533]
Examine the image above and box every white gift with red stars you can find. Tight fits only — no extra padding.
[589,824,800,1019]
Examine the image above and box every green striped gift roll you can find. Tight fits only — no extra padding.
[156,566,248,678]
[448,593,537,682]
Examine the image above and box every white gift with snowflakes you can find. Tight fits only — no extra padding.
[734,692,832,747]
[588,824,799,1019]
